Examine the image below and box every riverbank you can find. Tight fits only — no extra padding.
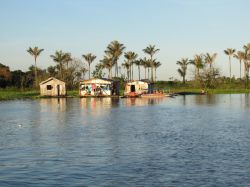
[0,89,79,100]
[0,88,250,101]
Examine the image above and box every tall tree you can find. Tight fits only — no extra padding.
[82,53,97,79]
[233,51,245,79]
[50,50,67,79]
[153,60,162,81]
[190,54,204,79]
[204,53,217,69]
[27,46,44,87]
[124,51,138,80]
[135,58,143,80]
[242,44,250,88]
[64,53,72,70]
[100,55,113,79]
[143,45,160,82]
[224,48,236,82]
[176,58,190,84]
[122,61,130,80]
[105,40,125,77]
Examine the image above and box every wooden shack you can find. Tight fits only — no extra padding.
[124,80,153,96]
[39,77,66,96]
[79,78,120,97]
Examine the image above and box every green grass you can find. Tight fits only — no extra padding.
[0,85,250,101]
[67,90,79,97]
[0,89,40,100]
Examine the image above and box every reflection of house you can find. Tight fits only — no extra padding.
[40,77,66,96]
[79,78,120,97]
[124,80,153,96]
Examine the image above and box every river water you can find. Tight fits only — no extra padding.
[0,94,250,186]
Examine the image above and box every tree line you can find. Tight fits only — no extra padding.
[176,43,250,89]
[0,40,162,89]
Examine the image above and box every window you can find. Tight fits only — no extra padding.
[47,85,52,90]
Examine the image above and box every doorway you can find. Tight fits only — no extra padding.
[57,85,60,96]
[130,85,135,92]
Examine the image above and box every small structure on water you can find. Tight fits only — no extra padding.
[124,80,154,97]
[39,77,66,97]
[79,78,120,97]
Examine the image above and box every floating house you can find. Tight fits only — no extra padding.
[39,77,66,97]
[79,78,120,97]
[124,80,154,97]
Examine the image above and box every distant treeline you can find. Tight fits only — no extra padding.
[1,40,250,90]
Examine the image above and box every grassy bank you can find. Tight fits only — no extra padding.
[1,86,250,101]
[0,89,40,100]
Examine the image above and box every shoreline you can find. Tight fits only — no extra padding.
[0,89,250,101]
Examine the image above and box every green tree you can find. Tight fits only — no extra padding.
[92,63,105,78]
[204,53,217,69]
[143,45,160,82]
[224,48,236,82]
[233,51,245,79]
[82,53,97,79]
[50,50,68,80]
[176,58,190,84]
[122,61,130,80]
[105,40,125,77]
[27,46,44,87]
[100,55,114,79]
[134,58,143,80]
[153,60,161,81]
[190,54,204,79]
[124,51,138,80]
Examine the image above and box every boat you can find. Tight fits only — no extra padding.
[141,92,165,98]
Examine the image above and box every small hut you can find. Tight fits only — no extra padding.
[40,77,66,96]
[124,80,153,96]
[79,78,120,97]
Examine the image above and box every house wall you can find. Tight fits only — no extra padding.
[40,80,66,96]
[124,81,149,95]
[79,83,111,96]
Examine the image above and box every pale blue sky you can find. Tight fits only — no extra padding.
[1,0,250,80]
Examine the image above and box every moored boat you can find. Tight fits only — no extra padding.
[141,93,165,98]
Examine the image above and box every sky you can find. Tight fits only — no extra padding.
[1,0,250,80]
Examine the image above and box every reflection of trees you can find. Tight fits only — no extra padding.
[194,95,216,106]
[245,94,250,108]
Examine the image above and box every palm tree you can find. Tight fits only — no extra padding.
[134,58,143,80]
[142,57,151,79]
[224,48,236,81]
[82,53,97,79]
[100,55,113,79]
[190,54,204,79]
[176,58,190,84]
[143,45,160,82]
[27,46,44,87]
[241,45,250,88]
[50,50,67,79]
[124,51,138,80]
[153,60,162,81]
[80,67,88,80]
[233,51,245,79]
[105,40,125,77]
[204,53,217,69]
[64,52,72,70]
[122,61,130,80]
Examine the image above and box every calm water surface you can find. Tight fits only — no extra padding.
[0,94,250,186]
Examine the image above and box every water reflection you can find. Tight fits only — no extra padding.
[80,97,120,117]
[123,97,165,107]
[39,98,67,112]
[194,94,217,105]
